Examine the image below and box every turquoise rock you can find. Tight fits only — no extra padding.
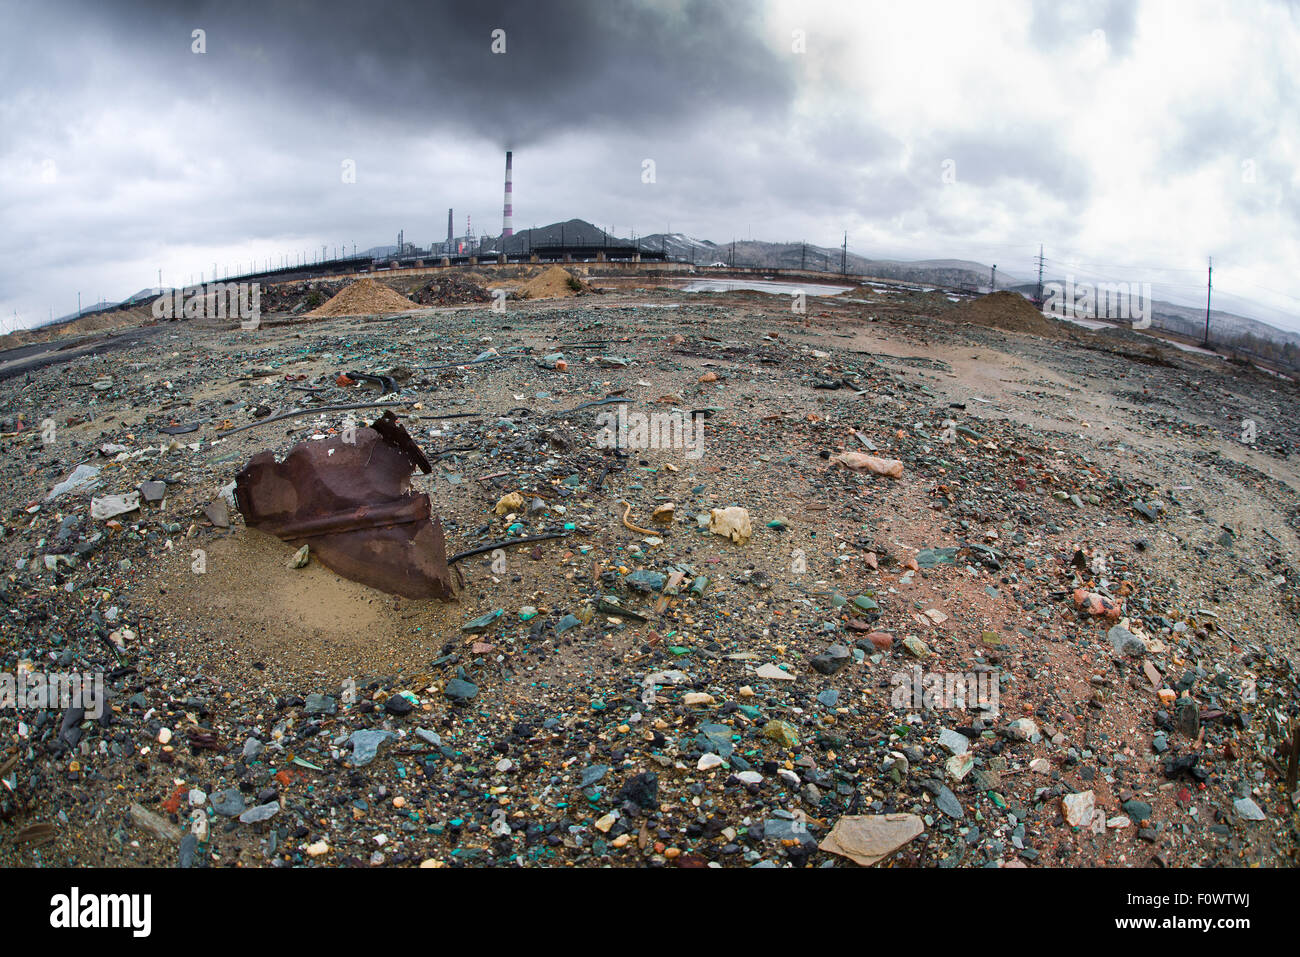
[461,609,504,633]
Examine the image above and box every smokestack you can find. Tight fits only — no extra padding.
[502,151,513,238]
[447,208,453,247]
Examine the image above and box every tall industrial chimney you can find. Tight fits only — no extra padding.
[502,151,513,238]
[447,208,454,248]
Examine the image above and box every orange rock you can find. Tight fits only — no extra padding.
[829,452,905,478]
[162,784,187,815]
[1073,588,1121,618]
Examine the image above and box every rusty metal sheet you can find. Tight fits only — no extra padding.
[234,411,455,600]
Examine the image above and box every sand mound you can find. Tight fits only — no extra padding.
[514,266,591,300]
[951,291,1066,338]
[306,278,418,317]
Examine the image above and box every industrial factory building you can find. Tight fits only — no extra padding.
[397,151,668,268]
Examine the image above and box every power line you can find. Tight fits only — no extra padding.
[1204,256,1212,347]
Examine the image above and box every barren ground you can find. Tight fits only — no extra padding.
[1,273,1296,868]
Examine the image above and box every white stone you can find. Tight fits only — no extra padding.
[1062,790,1096,827]
[1007,718,1039,741]
[1234,797,1266,821]
[708,506,752,544]
[697,753,725,771]
[938,728,968,755]
[946,753,975,781]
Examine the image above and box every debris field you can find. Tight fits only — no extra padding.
[0,271,1297,869]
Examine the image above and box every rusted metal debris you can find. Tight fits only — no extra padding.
[234,411,456,600]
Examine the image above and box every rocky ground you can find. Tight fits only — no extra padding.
[0,274,1297,869]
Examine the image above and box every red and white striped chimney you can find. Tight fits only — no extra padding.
[502,151,513,237]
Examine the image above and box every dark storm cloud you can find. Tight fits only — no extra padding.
[59,0,797,146]
[2,0,1298,333]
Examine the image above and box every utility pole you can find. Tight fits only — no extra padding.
[841,232,847,275]
[77,292,81,317]
[991,264,997,291]
[801,242,806,271]
[1035,245,1045,304]
[1203,256,1213,347]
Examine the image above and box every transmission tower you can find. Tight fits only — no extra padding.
[1034,245,1046,304]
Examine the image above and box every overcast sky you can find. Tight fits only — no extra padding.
[2,0,1298,332]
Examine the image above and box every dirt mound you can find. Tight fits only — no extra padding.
[0,304,156,350]
[513,266,592,300]
[306,278,418,318]
[951,291,1067,338]
[410,275,491,306]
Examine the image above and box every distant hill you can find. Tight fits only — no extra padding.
[328,222,1017,296]
[1006,280,1300,371]
[49,299,119,324]
[20,219,1299,362]
[472,221,1020,290]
